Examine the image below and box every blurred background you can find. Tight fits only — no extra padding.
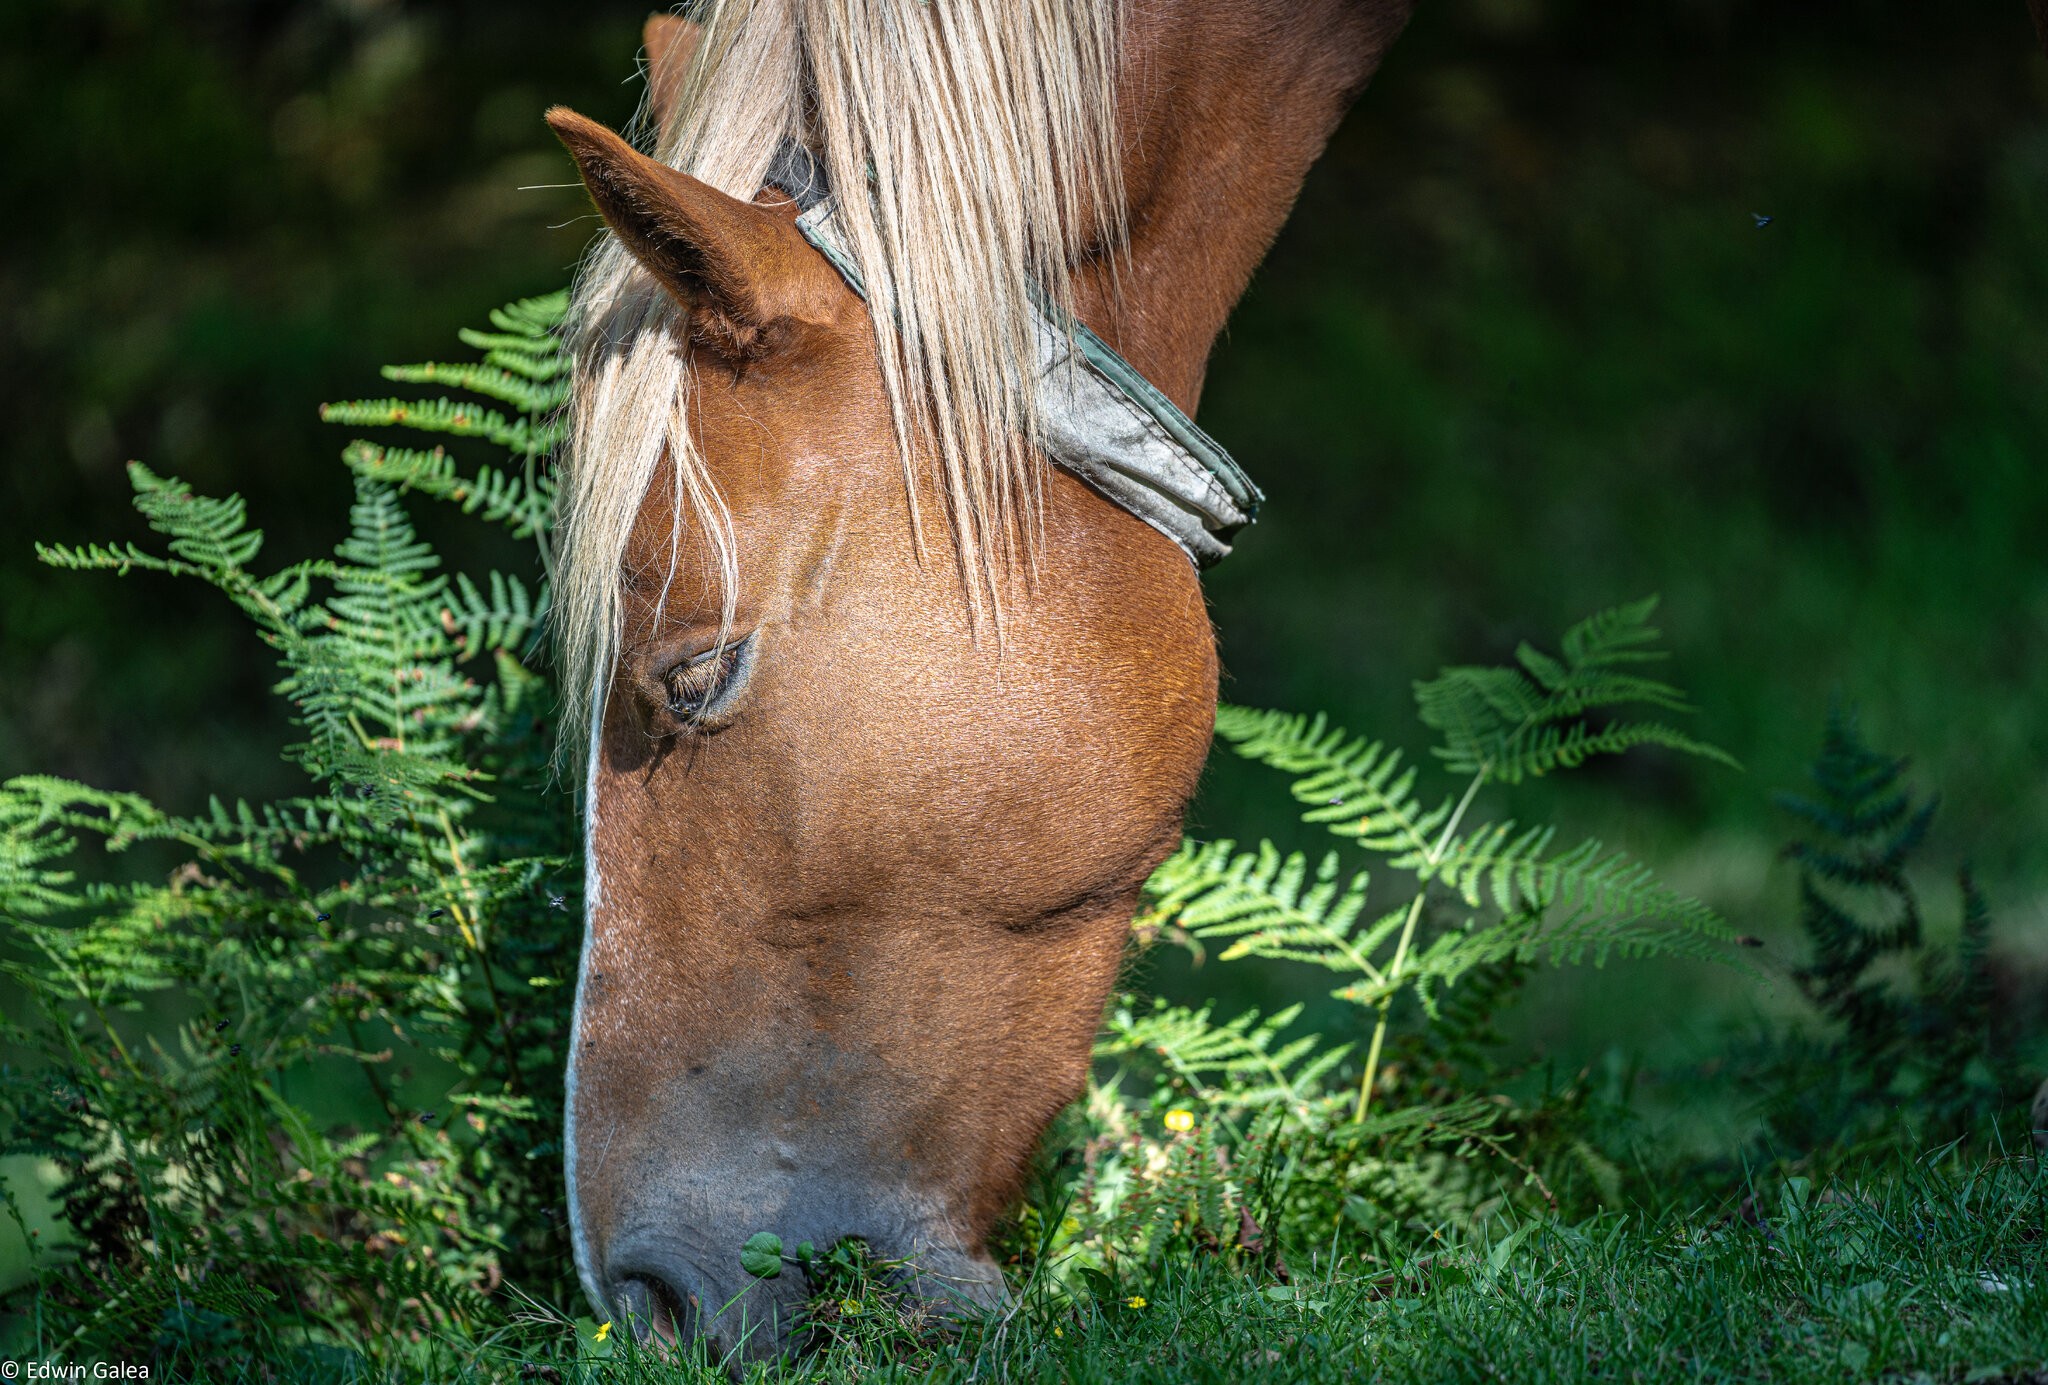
[4,0,2045,1132]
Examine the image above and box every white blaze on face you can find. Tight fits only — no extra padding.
[565,678,609,1320]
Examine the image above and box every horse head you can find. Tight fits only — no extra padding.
[549,0,1410,1360]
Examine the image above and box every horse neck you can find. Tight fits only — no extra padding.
[1072,0,1414,414]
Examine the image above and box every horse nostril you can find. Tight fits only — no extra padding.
[612,1275,653,1341]
[613,1272,694,1344]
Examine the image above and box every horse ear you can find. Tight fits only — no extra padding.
[547,107,844,355]
[643,14,701,134]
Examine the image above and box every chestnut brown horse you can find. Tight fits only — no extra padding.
[549,0,1411,1359]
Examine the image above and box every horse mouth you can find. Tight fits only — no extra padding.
[603,1236,1005,1363]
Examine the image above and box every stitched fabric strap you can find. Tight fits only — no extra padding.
[762,141,1260,568]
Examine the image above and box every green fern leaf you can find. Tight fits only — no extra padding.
[379,360,567,415]
[341,441,555,539]
[1145,839,1382,973]
[1098,998,1348,1126]
[1212,705,1453,856]
[1413,596,1736,785]
[317,396,554,458]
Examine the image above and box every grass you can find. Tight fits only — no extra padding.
[585,1152,2048,1385]
[986,1157,2048,1385]
[50,1145,2040,1383]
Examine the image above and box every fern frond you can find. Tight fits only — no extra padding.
[1422,825,1727,940]
[341,441,554,539]
[379,361,567,416]
[1098,999,1348,1126]
[125,461,266,570]
[483,288,569,339]
[1349,892,1730,1020]
[458,329,567,378]
[1413,596,1735,785]
[1776,705,1933,885]
[38,462,266,586]
[34,540,187,577]
[446,570,541,659]
[1145,839,1385,974]
[319,292,567,467]
[317,396,554,458]
[1212,705,1452,856]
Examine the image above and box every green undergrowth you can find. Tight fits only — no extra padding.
[988,1150,2048,1385]
[83,1150,2048,1384]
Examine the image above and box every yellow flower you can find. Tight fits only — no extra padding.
[593,1320,611,1343]
[1125,1295,1147,1309]
[840,1298,862,1315]
[1163,1108,1195,1133]
[1053,1326,1064,1338]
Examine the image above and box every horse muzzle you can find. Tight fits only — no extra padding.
[568,1029,1011,1363]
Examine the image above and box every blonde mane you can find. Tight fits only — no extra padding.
[553,0,1125,746]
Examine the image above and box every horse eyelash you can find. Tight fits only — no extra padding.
[666,645,741,721]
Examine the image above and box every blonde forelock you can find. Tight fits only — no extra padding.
[551,0,1124,755]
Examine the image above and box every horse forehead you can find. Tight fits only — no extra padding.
[610,461,888,648]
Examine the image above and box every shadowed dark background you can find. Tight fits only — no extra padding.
[4,0,2045,1080]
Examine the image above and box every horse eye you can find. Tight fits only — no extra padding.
[665,643,742,724]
